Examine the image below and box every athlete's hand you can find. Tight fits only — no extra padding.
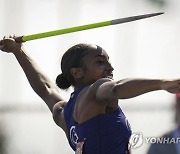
[161,79,180,94]
[0,35,22,54]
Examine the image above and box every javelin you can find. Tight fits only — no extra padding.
[15,12,164,43]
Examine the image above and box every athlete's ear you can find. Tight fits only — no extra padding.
[70,67,83,79]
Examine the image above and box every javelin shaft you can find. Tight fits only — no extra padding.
[17,12,164,42]
[22,20,112,42]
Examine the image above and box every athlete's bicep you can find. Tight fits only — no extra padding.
[44,88,66,113]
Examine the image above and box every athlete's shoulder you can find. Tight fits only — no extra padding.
[94,78,113,86]
[52,101,67,124]
[89,78,113,92]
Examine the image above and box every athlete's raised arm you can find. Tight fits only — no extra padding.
[0,36,66,113]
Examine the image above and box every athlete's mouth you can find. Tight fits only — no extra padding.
[104,74,113,79]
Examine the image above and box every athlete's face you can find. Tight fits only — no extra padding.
[80,45,114,85]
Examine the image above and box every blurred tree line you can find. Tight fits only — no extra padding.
[0,123,7,154]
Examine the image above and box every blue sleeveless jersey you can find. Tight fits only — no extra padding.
[64,87,132,154]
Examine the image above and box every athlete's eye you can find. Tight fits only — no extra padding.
[97,60,105,65]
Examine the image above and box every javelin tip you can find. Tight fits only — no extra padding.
[112,12,164,25]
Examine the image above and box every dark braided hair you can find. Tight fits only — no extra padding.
[56,43,91,89]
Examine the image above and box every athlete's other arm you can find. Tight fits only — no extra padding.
[95,78,180,101]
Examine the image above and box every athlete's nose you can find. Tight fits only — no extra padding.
[106,62,114,74]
